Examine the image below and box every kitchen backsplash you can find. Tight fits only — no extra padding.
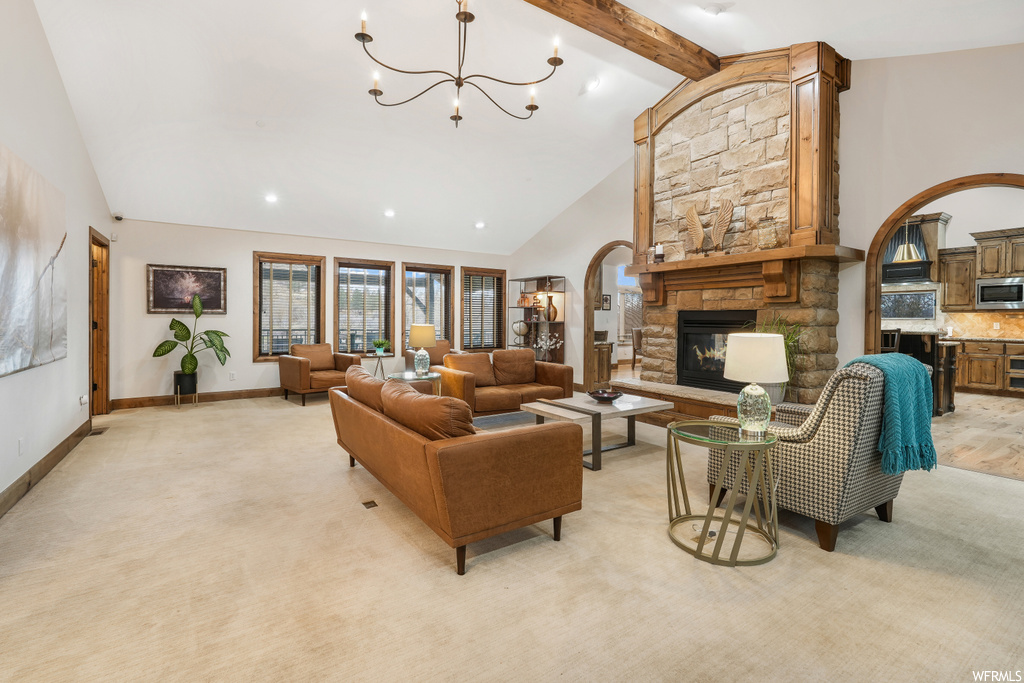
[883,310,1024,339]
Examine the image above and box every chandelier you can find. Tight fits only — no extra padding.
[355,0,564,127]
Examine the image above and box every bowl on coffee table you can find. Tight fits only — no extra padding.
[587,390,623,404]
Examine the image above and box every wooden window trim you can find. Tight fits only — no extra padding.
[334,256,396,356]
[401,262,455,353]
[252,251,327,362]
[460,266,507,352]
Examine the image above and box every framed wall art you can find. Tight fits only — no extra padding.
[147,264,227,314]
[602,294,611,311]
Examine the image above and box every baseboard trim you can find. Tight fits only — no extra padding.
[0,419,91,521]
[111,386,286,411]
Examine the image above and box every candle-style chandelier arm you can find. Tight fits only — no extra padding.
[361,41,456,80]
[462,61,560,88]
[463,81,533,121]
[374,78,456,107]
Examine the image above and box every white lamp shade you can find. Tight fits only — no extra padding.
[723,333,789,384]
[409,324,437,349]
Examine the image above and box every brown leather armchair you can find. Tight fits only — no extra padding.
[279,343,361,406]
[403,338,463,371]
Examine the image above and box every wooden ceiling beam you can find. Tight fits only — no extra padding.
[523,0,720,81]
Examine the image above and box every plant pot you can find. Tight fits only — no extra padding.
[375,348,385,356]
[174,370,197,396]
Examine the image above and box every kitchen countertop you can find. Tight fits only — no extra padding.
[890,330,1024,343]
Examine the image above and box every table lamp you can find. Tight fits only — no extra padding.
[723,333,789,439]
[409,324,437,376]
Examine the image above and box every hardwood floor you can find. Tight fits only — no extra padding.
[932,392,1024,481]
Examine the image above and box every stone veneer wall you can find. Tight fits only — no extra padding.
[641,82,842,404]
[653,82,792,261]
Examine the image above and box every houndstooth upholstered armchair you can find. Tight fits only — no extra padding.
[708,363,904,552]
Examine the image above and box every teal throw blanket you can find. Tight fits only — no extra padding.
[844,354,937,475]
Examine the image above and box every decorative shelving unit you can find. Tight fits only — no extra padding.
[508,275,566,364]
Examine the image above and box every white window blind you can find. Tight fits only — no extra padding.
[258,259,321,356]
[337,262,391,353]
[462,269,505,350]
[404,267,451,346]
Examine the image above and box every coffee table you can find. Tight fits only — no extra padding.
[520,394,672,471]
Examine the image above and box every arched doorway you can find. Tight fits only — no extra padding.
[582,240,634,392]
[864,173,1024,353]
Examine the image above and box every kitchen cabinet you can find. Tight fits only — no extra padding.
[976,240,1005,279]
[938,249,975,311]
[594,342,614,386]
[1007,236,1024,277]
[960,341,1004,391]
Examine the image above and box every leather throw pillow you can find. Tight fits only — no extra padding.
[492,348,536,385]
[443,352,496,387]
[346,365,385,412]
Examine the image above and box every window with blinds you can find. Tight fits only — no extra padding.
[462,267,506,351]
[403,264,453,348]
[253,252,325,359]
[336,259,393,353]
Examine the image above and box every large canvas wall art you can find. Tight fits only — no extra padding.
[0,143,68,379]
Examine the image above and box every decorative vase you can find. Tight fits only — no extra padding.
[544,297,557,322]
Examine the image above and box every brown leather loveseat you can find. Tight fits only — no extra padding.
[279,343,361,405]
[435,348,573,417]
[330,365,583,574]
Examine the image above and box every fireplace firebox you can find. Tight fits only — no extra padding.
[676,310,757,392]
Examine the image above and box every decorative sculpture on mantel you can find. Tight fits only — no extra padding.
[685,199,734,255]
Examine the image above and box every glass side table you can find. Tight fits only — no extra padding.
[386,371,442,396]
[667,420,779,567]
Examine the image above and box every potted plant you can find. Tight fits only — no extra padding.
[372,339,391,356]
[152,295,230,396]
[745,313,802,403]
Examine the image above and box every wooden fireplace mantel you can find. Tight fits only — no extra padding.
[623,244,864,305]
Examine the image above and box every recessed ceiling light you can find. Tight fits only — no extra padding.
[265,194,277,203]
[384,209,395,218]
[583,77,601,93]
[475,221,485,229]
[256,120,266,128]
[703,4,724,15]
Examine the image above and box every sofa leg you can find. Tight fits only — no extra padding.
[814,520,839,552]
[553,516,562,542]
[456,546,466,575]
[349,456,356,468]
[875,499,894,523]
[283,389,288,400]
[708,484,726,508]
[301,394,306,407]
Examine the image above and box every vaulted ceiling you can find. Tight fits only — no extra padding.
[33,0,1024,254]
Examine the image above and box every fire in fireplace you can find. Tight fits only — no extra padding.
[676,310,757,392]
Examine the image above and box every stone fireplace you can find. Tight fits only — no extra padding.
[625,43,861,405]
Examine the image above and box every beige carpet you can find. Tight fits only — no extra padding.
[0,395,1022,681]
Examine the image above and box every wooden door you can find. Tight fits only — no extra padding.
[1006,236,1024,277]
[976,240,1005,278]
[89,229,110,415]
[939,254,974,311]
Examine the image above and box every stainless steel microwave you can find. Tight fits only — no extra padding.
[976,277,1024,309]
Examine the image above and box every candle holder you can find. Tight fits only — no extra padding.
[654,253,665,263]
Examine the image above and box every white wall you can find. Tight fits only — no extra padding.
[110,220,508,399]
[918,187,1024,248]
[837,42,1024,363]
[0,0,112,493]
[509,158,635,382]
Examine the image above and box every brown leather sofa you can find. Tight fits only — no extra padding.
[279,343,361,406]
[435,348,573,417]
[330,365,583,574]
[402,338,463,371]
